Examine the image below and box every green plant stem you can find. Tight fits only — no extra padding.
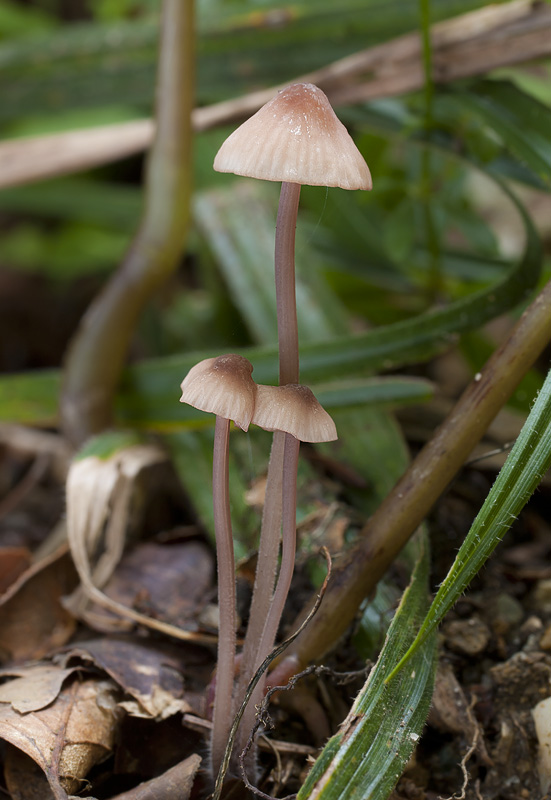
[275,275,551,678]
[419,0,440,300]
[60,0,194,445]
[211,416,236,777]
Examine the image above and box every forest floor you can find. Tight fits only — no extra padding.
[0,269,550,800]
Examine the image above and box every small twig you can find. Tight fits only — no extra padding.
[439,696,480,800]
[465,440,516,467]
[0,453,50,520]
[238,663,370,800]
[211,548,332,800]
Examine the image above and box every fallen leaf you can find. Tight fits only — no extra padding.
[108,752,201,800]
[0,546,78,663]
[61,637,205,719]
[0,664,80,713]
[4,745,55,800]
[97,540,214,630]
[0,677,119,798]
[0,547,31,593]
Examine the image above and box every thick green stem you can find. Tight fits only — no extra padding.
[278,277,551,675]
[211,416,237,777]
[60,0,194,445]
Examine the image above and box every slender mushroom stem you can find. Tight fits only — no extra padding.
[234,432,300,768]
[235,181,301,692]
[258,433,300,656]
[234,430,284,700]
[275,181,301,386]
[211,415,237,776]
[232,183,301,762]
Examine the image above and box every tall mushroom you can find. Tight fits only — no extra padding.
[179,354,256,775]
[214,83,371,728]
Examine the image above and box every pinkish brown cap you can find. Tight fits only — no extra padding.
[251,384,337,442]
[214,83,372,191]
[180,354,256,431]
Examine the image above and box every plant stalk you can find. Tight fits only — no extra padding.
[275,276,551,678]
[235,433,299,763]
[233,181,302,757]
[211,416,237,776]
[275,181,301,386]
[60,0,194,445]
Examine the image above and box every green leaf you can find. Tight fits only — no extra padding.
[388,359,551,681]
[0,177,540,427]
[454,80,551,187]
[298,533,437,800]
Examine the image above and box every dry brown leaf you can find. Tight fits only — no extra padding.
[0,547,32,593]
[4,745,55,800]
[108,753,201,800]
[0,677,119,798]
[61,637,200,719]
[100,541,213,628]
[0,546,78,663]
[0,664,81,713]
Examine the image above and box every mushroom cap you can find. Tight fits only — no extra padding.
[180,354,256,431]
[252,384,337,442]
[213,83,372,191]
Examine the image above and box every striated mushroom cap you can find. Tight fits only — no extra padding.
[214,83,372,191]
[180,354,256,431]
[252,384,337,442]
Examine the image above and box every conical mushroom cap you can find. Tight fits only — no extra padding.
[252,384,337,442]
[214,83,372,191]
[180,354,256,431]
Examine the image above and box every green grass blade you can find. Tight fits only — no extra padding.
[455,79,551,187]
[389,358,551,681]
[298,533,437,800]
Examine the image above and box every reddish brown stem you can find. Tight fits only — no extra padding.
[211,416,236,775]
[275,181,301,386]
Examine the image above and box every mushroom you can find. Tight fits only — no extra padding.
[179,353,256,774]
[235,384,337,764]
[214,81,372,386]
[216,84,368,751]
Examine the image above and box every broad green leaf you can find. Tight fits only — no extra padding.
[298,533,437,800]
[389,358,551,681]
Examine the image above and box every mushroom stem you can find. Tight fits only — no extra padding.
[234,433,299,765]
[259,432,300,657]
[234,430,284,701]
[211,415,237,776]
[275,181,301,386]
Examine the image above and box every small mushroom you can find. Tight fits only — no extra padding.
[180,354,256,774]
[253,383,338,443]
[214,82,372,386]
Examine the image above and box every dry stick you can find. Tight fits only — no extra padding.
[60,0,194,446]
[272,276,551,682]
[211,416,237,775]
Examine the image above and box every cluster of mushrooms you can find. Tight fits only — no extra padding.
[179,83,372,779]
